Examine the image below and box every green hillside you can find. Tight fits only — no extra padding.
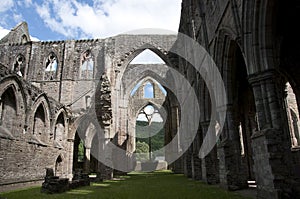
[135,121,165,159]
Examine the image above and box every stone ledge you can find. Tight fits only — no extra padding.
[0,178,43,186]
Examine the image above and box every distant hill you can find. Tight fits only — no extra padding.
[136,121,164,154]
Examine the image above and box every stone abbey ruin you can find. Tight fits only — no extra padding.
[0,0,300,198]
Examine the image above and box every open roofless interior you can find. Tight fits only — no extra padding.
[1,0,300,198]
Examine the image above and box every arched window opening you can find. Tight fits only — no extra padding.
[290,109,300,146]
[85,95,91,109]
[45,52,58,80]
[0,87,17,134]
[131,79,166,98]
[135,104,164,162]
[157,83,167,96]
[130,80,143,96]
[144,82,154,98]
[33,104,46,142]
[285,82,300,148]
[78,140,85,162]
[54,113,65,148]
[55,155,63,177]
[238,122,245,156]
[73,132,86,172]
[80,50,94,79]
[128,48,168,98]
[21,34,28,44]
[130,49,165,64]
[232,43,256,182]
[13,55,25,77]
[46,53,57,71]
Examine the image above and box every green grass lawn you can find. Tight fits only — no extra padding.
[0,170,250,199]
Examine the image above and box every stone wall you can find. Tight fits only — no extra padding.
[0,139,67,185]
[177,0,300,198]
[0,65,70,185]
[0,22,178,186]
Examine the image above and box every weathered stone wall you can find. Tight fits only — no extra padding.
[178,0,300,198]
[1,2,300,198]
[0,139,67,185]
[0,65,70,185]
[0,22,178,186]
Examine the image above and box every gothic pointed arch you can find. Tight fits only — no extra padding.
[0,77,26,139]
[53,110,67,149]
[45,52,58,80]
[0,86,17,139]
[55,155,63,177]
[29,95,51,145]
[80,49,94,79]
[13,54,26,77]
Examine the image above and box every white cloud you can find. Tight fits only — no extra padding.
[24,0,33,7]
[137,112,163,122]
[0,0,14,13]
[30,35,40,41]
[137,114,148,122]
[34,0,181,39]
[0,26,40,41]
[16,0,32,7]
[0,26,9,39]
[131,49,165,64]
[13,13,23,22]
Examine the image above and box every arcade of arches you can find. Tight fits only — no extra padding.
[0,0,300,198]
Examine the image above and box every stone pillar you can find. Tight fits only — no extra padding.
[172,157,184,174]
[66,139,74,180]
[249,70,297,198]
[102,137,113,180]
[167,105,183,174]
[96,135,113,181]
[217,107,248,190]
[95,73,114,180]
[83,147,91,174]
[192,131,202,180]
[183,148,193,178]
[201,122,219,184]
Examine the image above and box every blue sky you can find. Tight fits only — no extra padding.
[0,0,182,41]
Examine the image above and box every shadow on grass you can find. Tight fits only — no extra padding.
[0,170,251,199]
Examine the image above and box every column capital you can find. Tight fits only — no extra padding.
[248,69,280,86]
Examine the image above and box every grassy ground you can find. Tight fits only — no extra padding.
[0,170,250,199]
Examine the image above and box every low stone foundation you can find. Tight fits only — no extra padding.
[41,176,69,194]
[134,161,168,171]
[41,168,90,194]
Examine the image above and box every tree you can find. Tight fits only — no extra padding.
[78,140,85,162]
[135,141,149,161]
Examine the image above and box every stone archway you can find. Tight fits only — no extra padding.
[55,155,63,177]
[112,39,180,173]
[214,34,257,190]
[72,131,85,173]
[0,78,26,140]
[0,86,17,136]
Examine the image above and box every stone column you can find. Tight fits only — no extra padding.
[83,147,91,174]
[101,137,113,180]
[217,106,248,190]
[183,148,193,178]
[201,121,219,184]
[167,105,183,174]
[96,132,113,181]
[66,138,74,180]
[249,70,296,198]
[192,130,202,180]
